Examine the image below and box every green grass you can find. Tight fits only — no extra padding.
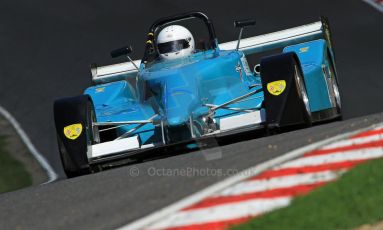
[0,136,32,193]
[233,158,383,230]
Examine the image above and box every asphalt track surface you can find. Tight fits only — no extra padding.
[0,0,382,229]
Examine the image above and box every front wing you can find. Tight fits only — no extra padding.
[88,110,266,166]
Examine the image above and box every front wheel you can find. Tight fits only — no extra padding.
[261,52,313,128]
[293,62,312,126]
[54,95,98,178]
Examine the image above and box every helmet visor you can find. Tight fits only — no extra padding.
[158,39,190,54]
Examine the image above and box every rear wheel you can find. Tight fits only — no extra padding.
[328,57,342,115]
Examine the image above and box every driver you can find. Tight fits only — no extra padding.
[156,25,195,60]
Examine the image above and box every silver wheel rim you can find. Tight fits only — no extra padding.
[295,65,311,116]
[328,64,342,110]
[332,79,341,109]
[90,106,100,144]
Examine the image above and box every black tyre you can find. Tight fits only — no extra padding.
[261,52,312,128]
[54,95,99,178]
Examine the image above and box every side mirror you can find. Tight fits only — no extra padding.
[233,19,256,50]
[110,45,133,58]
[234,19,256,28]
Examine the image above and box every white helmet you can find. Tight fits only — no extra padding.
[157,25,195,61]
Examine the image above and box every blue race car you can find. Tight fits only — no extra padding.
[54,12,342,177]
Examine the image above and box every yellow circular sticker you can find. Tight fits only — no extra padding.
[63,124,83,140]
[267,80,286,96]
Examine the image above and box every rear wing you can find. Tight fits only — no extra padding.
[91,17,332,84]
[219,20,331,54]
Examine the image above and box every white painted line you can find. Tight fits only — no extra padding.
[322,133,383,150]
[277,147,383,169]
[147,197,291,230]
[0,105,58,183]
[213,170,339,197]
[322,125,383,149]
[118,122,383,230]
[362,0,383,13]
